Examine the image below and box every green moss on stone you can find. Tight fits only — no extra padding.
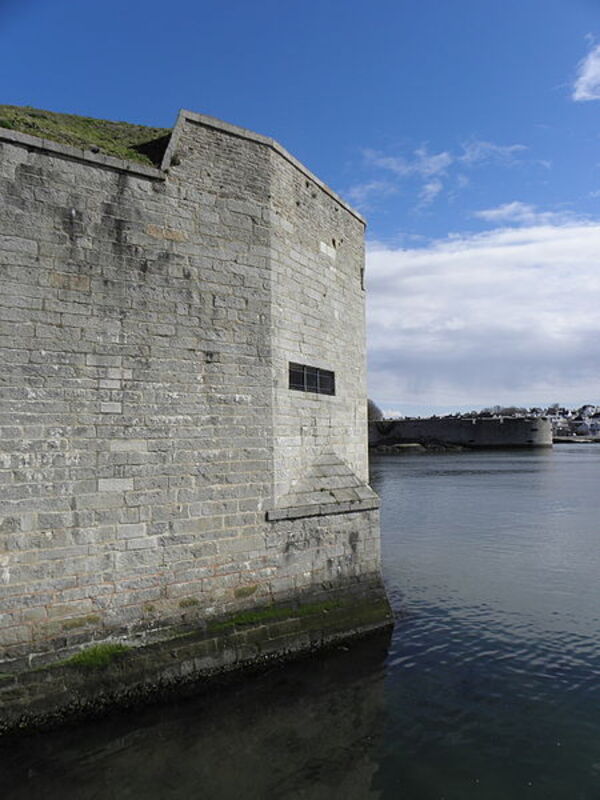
[234,584,258,599]
[179,597,200,609]
[61,644,130,670]
[208,600,344,633]
[0,105,170,166]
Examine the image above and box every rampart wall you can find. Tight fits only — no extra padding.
[0,111,390,730]
[370,417,553,448]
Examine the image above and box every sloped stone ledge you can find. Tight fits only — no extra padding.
[269,452,380,521]
[266,497,379,521]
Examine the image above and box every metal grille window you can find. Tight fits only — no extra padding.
[289,362,335,395]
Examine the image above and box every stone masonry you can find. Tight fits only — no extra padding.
[0,109,389,682]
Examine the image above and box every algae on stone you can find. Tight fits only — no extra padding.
[60,644,130,669]
[207,600,344,633]
[178,597,201,608]
[234,584,258,599]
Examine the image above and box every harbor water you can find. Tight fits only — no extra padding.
[2,444,600,799]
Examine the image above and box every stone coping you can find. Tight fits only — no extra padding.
[0,127,164,180]
[266,497,379,522]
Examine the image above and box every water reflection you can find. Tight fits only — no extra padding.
[1,634,391,800]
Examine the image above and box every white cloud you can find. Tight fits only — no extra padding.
[354,138,526,212]
[474,201,578,226]
[346,180,398,206]
[413,147,454,176]
[573,42,600,101]
[460,140,527,164]
[362,150,410,176]
[418,179,443,207]
[363,146,453,178]
[348,148,453,211]
[366,221,600,411]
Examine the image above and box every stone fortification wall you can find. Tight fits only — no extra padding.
[0,109,389,715]
[370,417,553,448]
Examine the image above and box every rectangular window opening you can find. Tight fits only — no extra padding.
[289,362,335,395]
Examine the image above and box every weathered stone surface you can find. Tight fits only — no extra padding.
[0,111,390,727]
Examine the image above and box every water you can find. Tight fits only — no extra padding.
[2,445,600,799]
[371,445,600,799]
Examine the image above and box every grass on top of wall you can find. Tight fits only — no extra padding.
[0,105,171,166]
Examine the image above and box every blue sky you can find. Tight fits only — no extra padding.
[2,0,600,414]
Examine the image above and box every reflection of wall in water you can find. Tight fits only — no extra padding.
[0,632,391,800]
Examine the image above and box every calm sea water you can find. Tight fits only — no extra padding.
[2,444,600,799]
